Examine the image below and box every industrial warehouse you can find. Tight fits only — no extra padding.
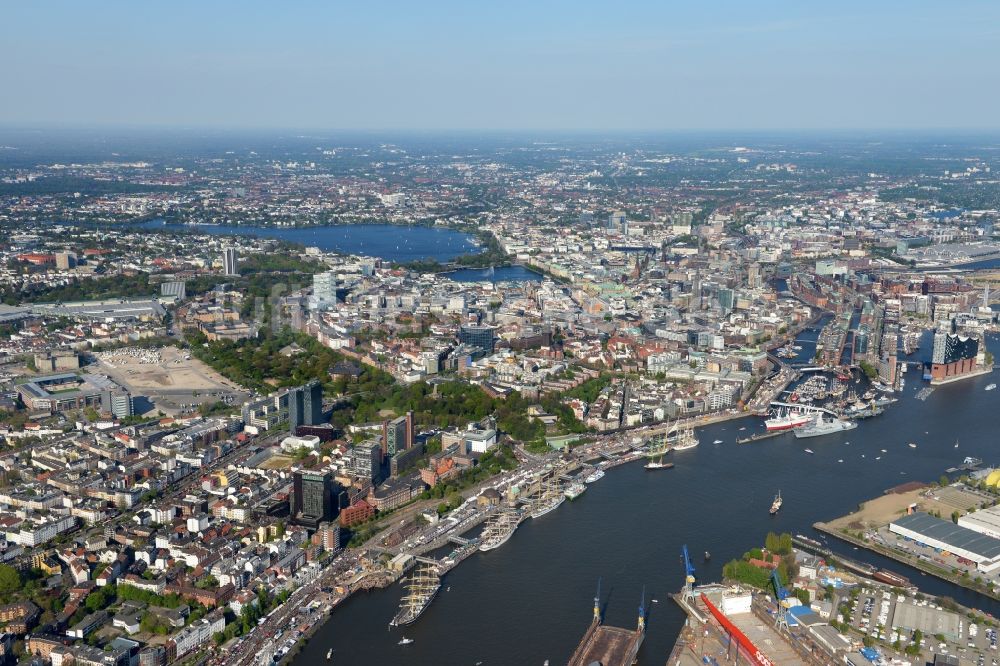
[889,511,1000,573]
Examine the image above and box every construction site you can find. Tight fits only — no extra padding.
[91,345,249,414]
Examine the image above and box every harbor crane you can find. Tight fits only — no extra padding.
[637,585,646,633]
[593,577,602,623]
[681,544,696,603]
[771,569,791,631]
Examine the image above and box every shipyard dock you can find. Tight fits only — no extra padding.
[567,622,642,666]
[669,586,827,666]
[567,592,644,666]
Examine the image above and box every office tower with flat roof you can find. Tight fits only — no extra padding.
[291,470,335,528]
[222,247,239,276]
[55,252,77,270]
[345,440,383,483]
[458,325,496,354]
[383,411,413,458]
[288,380,323,432]
[608,210,625,232]
[310,270,338,309]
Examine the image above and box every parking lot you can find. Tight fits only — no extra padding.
[846,585,999,665]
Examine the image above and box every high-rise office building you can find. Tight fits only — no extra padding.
[458,325,496,354]
[291,470,336,528]
[717,288,734,313]
[383,411,413,458]
[854,325,871,356]
[310,270,339,309]
[55,252,77,270]
[608,210,626,233]
[748,262,761,289]
[315,522,341,551]
[345,440,383,483]
[222,247,239,276]
[288,381,323,432]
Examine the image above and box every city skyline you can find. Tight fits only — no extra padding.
[3,1,999,131]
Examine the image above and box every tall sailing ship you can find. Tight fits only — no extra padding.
[530,477,566,519]
[390,562,441,627]
[479,505,521,552]
[669,422,699,451]
[769,490,783,515]
[644,432,674,469]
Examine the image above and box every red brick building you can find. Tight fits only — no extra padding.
[339,500,374,527]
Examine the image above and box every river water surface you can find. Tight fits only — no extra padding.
[295,330,1000,665]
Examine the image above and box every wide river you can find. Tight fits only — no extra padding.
[294,328,1000,665]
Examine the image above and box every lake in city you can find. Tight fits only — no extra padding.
[444,265,544,283]
[134,221,483,265]
[294,328,1000,666]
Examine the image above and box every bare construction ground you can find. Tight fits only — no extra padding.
[95,346,239,392]
[823,484,985,531]
[93,346,250,414]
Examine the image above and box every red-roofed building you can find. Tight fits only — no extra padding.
[16,253,55,265]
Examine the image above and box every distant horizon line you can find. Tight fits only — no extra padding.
[2,124,1000,137]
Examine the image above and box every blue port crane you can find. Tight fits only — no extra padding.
[593,577,602,623]
[682,544,696,602]
[637,585,646,632]
[770,569,790,631]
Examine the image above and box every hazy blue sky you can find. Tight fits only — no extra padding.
[3,1,999,131]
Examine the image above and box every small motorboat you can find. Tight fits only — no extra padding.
[837,459,843,463]
[399,638,414,646]
[908,443,917,449]
[713,439,723,444]
[804,449,814,454]
[327,649,333,660]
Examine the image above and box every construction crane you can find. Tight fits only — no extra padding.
[681,544,696,602]
[637,585,646,633]
[771,569,791,631]
[593,577,602,623]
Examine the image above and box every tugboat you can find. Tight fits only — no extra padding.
[769,490,783,516]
